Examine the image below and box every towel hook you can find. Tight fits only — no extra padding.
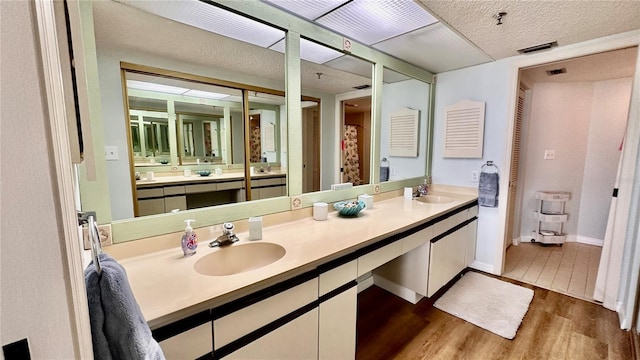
[88,215,102,275]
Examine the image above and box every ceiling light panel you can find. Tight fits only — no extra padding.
[116,0,284,48]
[261,0,350,20]
[315,0,438,45]
[270,38,343,64]
[126,80,189,95]
[183,90,229,100]
[373,23,492,73]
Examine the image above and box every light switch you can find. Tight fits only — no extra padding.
[471,170,479,182]
[544,149,555,160]
[104,146,119,160]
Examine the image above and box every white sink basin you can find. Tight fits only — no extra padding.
[194,242,285,276]
[415,195,454,204]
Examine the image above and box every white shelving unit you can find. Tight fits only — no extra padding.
[531,191,570,245]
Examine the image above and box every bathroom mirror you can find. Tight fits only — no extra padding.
[380,67,431,180]
[297,37,374,192]
[75,0,434,242]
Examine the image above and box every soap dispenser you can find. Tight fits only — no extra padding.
[181,219,198,257]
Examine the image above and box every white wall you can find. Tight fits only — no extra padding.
[518,79,631,243]
[519,82,594,239]
[1,1,77,357]
[433,59,513,272]
[380,79,430,180]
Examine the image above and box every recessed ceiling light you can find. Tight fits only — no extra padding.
[126,80,188,95]
[183,89,229,100]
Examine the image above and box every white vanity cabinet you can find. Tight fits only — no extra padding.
[318,260,358,360]
[374,204,479,300]
[153,310,214,359]
[158,323,213,359]
[213,277,319,359]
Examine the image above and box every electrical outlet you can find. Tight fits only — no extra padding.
[471,170,479,182]
[83,224,113,250]
[544,149,555,160]
[390,167,396,176]
[104,146,119,160]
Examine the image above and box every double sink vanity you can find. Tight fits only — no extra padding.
[110,187,478,359]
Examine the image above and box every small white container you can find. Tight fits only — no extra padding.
[358,194,373,209]
[146,171,154,181]
[313,202,328,221]
[404,187,413,200]
[248,217,263,240]
[184,169,191,177]
[215,167,223,176]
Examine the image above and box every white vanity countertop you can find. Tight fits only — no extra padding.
[117,190,477,329]
[136,171,285,187]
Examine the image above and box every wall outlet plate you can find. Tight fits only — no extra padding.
[544,149,556,160]
[471,170,479,182]
[83,224,113,250]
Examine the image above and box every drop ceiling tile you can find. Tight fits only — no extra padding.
[261,0,350,20]
[116,0,284,48]
[316,0,438,45]
[269,38,343,64]
[373,23,493,73]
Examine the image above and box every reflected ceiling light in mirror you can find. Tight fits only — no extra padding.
[126,80,188,95]
[183,89,229,100]
[269,37,343,64]
[116,0,285,48]
[315,0,438,45]
[261,0,350,20]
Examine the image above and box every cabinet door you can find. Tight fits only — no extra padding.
[319,286,357,360]
[164,195,187,212]
[223,308,319,360]
[138,198,165,216]
[465,219,477,267]
[158,323,212,360]
[427,227,466,297]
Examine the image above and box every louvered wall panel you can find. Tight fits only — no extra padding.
[443,99,485,158]
[389,108,419,157]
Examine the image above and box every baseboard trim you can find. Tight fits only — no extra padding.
[469,261,494,274]
[357,273,374,293]
[373,275,423,304]
[576,236,604,246]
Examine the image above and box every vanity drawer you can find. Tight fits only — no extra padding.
[254,178,282,187]
[357,241,402,276]
[186,183,217,194]
[217,180,243,190]
[213,278,318,349]
[402,225,433,254]
[163,185,185,196]
[319,260,357,296]
[469,205,479,217]
[137,187,164,199]
[159,323,212,359]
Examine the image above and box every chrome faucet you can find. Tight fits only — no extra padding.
[413,177,430,198]
[209,222,239,247]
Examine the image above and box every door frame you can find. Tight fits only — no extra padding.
[333,89,372,185]
[497,31,640,275]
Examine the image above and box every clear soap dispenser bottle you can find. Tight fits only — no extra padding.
[181,219,198,257]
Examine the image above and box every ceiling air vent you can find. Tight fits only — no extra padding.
[546,68,567,76]
[517,41,558,54]
[353,84,371,90]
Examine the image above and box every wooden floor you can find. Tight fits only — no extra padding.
[356,276,632,360]
[502,242,601,302]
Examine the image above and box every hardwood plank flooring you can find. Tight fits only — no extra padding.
[356,274,632,360]
[503,242,601,302]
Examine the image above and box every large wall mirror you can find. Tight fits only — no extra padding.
[78,0,434,242]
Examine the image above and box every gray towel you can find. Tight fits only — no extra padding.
[479,172,499,207]
[85,253,165,360]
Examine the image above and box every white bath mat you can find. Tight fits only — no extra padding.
[434,271,534,339]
